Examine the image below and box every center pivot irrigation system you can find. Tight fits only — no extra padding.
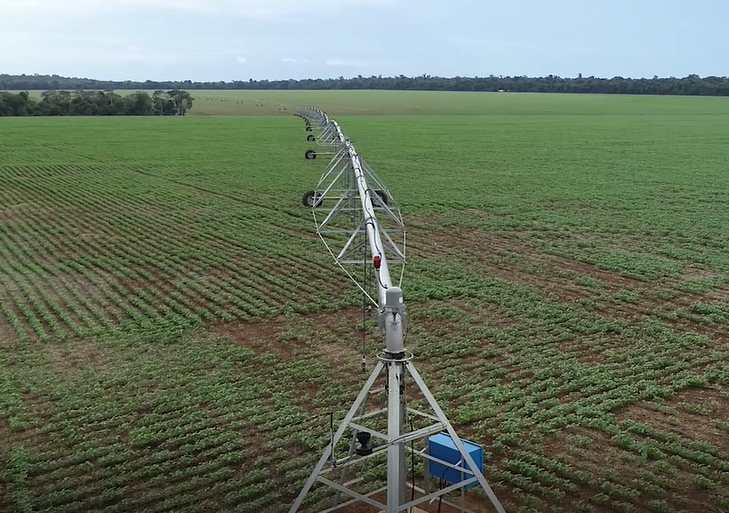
[289,108,506,513]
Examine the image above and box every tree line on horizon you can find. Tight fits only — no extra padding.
[2,73,729,96]
[0,90,194,116]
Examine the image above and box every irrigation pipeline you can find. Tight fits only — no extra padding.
[297,106,408,355]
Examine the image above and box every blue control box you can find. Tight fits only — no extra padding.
[428,433,483,488]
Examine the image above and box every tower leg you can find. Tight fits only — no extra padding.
[385,361,407,512]
[288,361,385,513]
[333,398,369,507]
[407,364,506,513]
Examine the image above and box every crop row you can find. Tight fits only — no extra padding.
[3,109,729,513]
[0,163,351,342]
[1,332,338,513]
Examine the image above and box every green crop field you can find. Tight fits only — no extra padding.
[1,91,728,513]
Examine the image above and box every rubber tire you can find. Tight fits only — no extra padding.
[306,126,312,131]
[307,135,316,142]
[305,150,317,160]
[302,190,322,208]
[375,189,388,205]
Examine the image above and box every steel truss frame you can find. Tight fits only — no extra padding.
[289,107,505,513]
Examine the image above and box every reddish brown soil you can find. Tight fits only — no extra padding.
[617,386,729,452]
[408,224,647,296]
[311,489,504,513]
[408,221,729,348]
[46,339,108,375]
[410,222,705,303]
[536,385,729,512]
[0,315,13,347]
[212,306,368,366]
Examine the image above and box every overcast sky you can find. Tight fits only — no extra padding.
[0,0,725,82]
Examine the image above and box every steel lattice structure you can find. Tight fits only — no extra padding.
[289,108,506,513]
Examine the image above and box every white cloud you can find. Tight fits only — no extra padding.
[170,45,249,56]
[112,46,178,64]
[326,58,368,67]
[0,31,34,44]
[0,31,176,66]
[0,0,391,19]
[282,58,297,63]
[236,56,248,64]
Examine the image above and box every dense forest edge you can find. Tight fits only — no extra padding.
[0,90,193,116]
[3,73,729,96]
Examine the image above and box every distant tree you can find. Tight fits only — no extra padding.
[0,91,38,115]
[39,90,73,115]
[3,72,729,113]
[125,91,154,115]
[0,90,195,117]
[166,89,193,115]
[152,90,173,115]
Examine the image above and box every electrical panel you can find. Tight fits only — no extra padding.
[428,433,483,489]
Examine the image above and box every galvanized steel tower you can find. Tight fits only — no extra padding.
[289,108,505,513]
